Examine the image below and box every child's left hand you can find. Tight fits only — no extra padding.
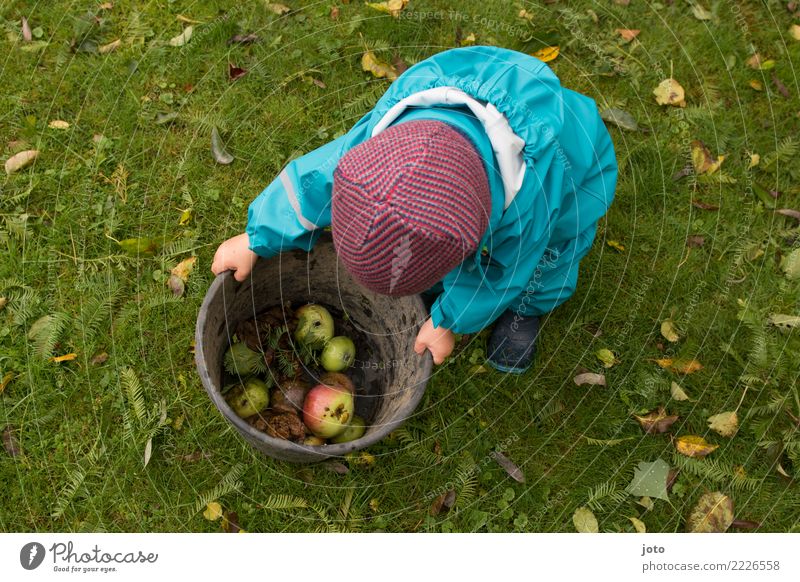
[414,318,455,365]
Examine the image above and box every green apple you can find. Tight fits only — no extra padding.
[330,415,366,444]
[225,377,270,418]
[320,336,356,372]
[293,304,335,349]
[303,436,326,446]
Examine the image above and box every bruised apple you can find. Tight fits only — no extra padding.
[318,372,355,393]
[303,383,354,438]
[330,415,366,444]
[320,336,356,372]
[225,377,270,418]
[293,304,334,349]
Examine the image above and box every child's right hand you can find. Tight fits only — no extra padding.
[211,233,258,282]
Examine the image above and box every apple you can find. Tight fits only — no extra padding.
[320,336,356,372]
[225,377,270,418]
[302,383,354,438]
[303,436,326,446]
[330,415,366,444]
[319,372,355,393]
[293,304,334,349]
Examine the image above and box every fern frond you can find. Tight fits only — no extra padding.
[672,455,762,492]
[260,494,309,511]
[121,367,147,425]
[193,463,246,513]
[160,236,199,258]
[535,399,564,424]
[33,311,71,358]
[586,480,628,512]
[762,137,798,171]
[50,442,105,519]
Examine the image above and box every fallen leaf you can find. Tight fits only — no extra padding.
[228,63,248,81]
[607,240,625,252]
[143,437,153,467]
[707,411,738,437]
[686,492,733,533]
[637,496,654,511]
[203,501,223,521]
[772,73,789,98]
[600,108,638,131]
[50,353,78,363]
[168,26,193,47]
[660,319,680,342]
[666,468,680,492]
[98,38,121,54]
[629,516,646,533]
[572,506,599,533]
[118,237,159,256]
[222,510,241,533]
[490,451,525,483]
[0,372,14,395]
[429,490,456,516]
[48,120,70,129]
[211,126,234,164]
[653,78,686,107]
[228,33,259,45]
[690,2,712,20]
[747,152,760,168]
[176,14,204,24]
[626,458,670,501]
[573,372,606,387]
[5,149,39,175]
[90,352,109,365]
[2,425,21,457]
[767,313,800,331]
[781,248,800,280]
[616,29,640,42]
[746,53,775,70]
[731,518,760,530]
[775,208,800,221]
[675,435,718,458]
[655,358,703,374]
[365,0,409,17]
[155,112,178,125]
[634,407,679,434]
[791,24,800,40]
[265,3,291,15]
[361,50,398,80]
[749,79,763,91]
[392,53,409,75]
[595,348,619,368]
[330,6,339,19]
[690,140,725,174]
[324,461,349,475]
[21,16,32,41]
[686,235,705,248]
[670,381,690,401]
[691,199,719,210]
[532,46,559,63]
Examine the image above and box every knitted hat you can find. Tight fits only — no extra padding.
[332,119,491,296]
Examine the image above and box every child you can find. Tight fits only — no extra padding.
[211,46,618,374]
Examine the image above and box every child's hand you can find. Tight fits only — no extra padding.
[211,233,258,282]
[414,318,455,365]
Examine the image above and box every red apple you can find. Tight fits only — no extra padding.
[302,383,354,439]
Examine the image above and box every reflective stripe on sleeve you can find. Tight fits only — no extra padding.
[279,169,319,231]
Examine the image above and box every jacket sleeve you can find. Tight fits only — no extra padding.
[245,116,372,258]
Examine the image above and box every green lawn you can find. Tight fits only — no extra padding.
[1,0,799,533]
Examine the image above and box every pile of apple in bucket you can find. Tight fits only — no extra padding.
[222,302,367,446]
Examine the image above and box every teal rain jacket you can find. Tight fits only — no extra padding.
[246,46,618,334]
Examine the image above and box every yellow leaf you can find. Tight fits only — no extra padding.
[791,24,800,41]
[686,492,734,533]
[637,496,654,511]
[573,506,599,533]
[653,78,686,107]
[747,152,760,169]
[707,411,738,437]
[203,501,223,521]
[655,358,703,374]
[749,79,763,91]
[179,209,193,225]
[98,38,121,54]
[660,319,680,342]
[518,9,534,21]
[675,435,718,458]
[607,240,625,252]
[265,3,291,15]
[365,0,409,17]
[50,353,78,363]
[532,46,559,63]
[670,381,690,401]
[170,256,197,283]
[595,348,619,368]
[629,516,646,533]
[361,50,398,80]
[690,140,724,174]
[461,32,477,45]
[168,26,193,47]
[48,120,70,130]
[0,371,16,394]
[176,14,205,24]
[616,29,641,42]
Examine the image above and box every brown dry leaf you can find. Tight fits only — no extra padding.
[168,256,196,295]
[731,518,760,530]
[324,461,349,475]
[2,425,21,457]
[228,63,248,81]
[21,17,32,41]
[51,353,78,363]
[660,319,680,342]
[686,492,734,533]
[616,29,640,42]
[98,38,121,54]
[221,511,241,533]
[532,46,559,63]
[675,435,718,458]
[634,407,679,434]
[707,411,738,437]
[690,140,725,174]
[691,199,719,211]
[90,352,109,365]
[490,451,525,483]
[655,358,703,374]
[265,3,291,15]
[686,235,705,248]
[573,372,606,387]
[429,489,456,516]
[361,50,398,80]
[775,208,800,221]
[203,501,223,521]
[365,0,409,17]
[653,78,686,107]
[5,149,39,175]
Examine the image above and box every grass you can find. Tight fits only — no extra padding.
[1,0,799,533]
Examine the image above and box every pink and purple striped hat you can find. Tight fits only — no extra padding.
[331,119,491,296]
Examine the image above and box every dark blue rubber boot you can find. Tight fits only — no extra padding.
[486,309,540,374]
